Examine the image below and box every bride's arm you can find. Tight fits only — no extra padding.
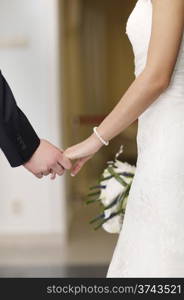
[98,0,184,142]
[65,0,184,175]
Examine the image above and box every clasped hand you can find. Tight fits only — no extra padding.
[23,134,103,179]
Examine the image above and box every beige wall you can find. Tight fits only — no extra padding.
[0,0,67,236]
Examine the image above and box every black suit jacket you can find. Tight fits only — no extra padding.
[0,71,40,167]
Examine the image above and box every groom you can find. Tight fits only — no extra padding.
[0,70,71,179]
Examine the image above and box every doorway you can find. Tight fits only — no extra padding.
[60,0,137,263]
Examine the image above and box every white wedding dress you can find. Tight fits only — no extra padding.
[106,0,184,277]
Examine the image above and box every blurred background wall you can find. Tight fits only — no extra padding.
[61,0,137,259]
[0,0,137,277]
[0,0,66,235]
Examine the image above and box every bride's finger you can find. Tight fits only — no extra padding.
[71,156,91,176]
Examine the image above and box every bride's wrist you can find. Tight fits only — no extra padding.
[88,133,105,151]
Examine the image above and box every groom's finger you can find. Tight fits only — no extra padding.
[42,170,50,176]
[56,163,65,176]
[52,163,65,176]
[35,172,43,179]
[50,170,56,180]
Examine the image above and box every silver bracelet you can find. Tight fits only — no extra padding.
[93,127,109,146]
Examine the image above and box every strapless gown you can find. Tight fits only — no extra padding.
[106,0,184,277]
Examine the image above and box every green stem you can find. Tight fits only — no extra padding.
[107,166,128,187]
[103,191,125,210]
[117,183,131,211]
[100,175,114,182]
[121,172,134,178]
[89,185,106,190]
[87,191,101,197]
[89,212,105,224]
[86,198,101,204]
[94,209,124,230]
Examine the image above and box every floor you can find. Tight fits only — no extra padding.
[0,265,108,278]
[0,201,118,278]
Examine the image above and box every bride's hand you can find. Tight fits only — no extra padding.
[64,134,103,176]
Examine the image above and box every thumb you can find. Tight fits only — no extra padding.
[58,152,72,170]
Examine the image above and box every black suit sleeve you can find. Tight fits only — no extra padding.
[0,71,40,167]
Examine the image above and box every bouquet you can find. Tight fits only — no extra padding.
[86,145,136,234]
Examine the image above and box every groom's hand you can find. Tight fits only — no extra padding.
[23,139,71,179]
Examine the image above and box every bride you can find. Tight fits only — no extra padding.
[64,0,184,277]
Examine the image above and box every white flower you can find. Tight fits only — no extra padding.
[115,159,136,173]
[114,160,136,185]
[100,177,125,206]
[98,158,135,234]
[88,145,136,234]
[102,207,124,234]
[99,160,135,206]
[102,195,128,234]
[102,216,123,234]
